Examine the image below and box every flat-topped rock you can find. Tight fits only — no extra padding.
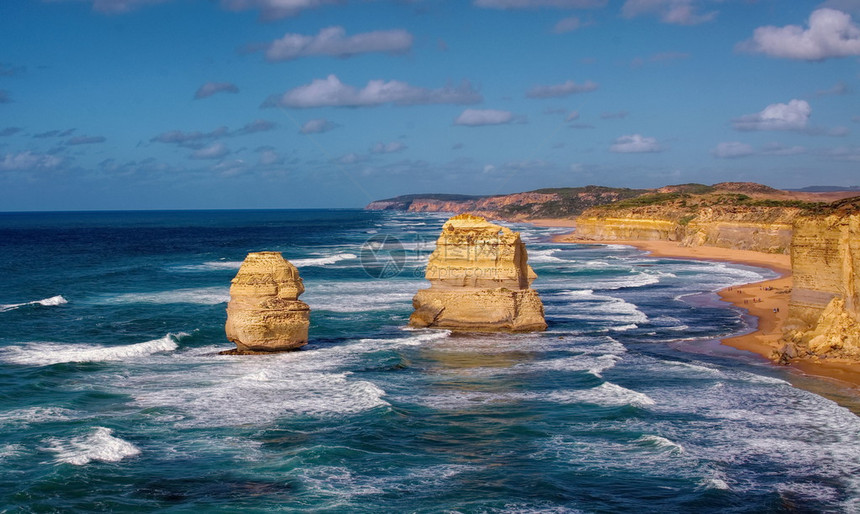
[409,214,546,332]
[224,252,310,353]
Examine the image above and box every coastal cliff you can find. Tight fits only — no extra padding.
[366,186,645,220]
[780,198,860,361]
[409,214,546,332]
[571,183,820,254]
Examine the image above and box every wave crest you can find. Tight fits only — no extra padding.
[0,332,188,366]
[0,295,67,313]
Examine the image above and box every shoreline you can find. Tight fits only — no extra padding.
[551,233,860,392]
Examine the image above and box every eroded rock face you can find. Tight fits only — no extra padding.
[224,252,310,353]
[409,214,546,332]
[779,212,860,361]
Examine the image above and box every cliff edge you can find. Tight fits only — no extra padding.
[779,198,860,362]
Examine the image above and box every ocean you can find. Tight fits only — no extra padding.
[1,209,858,512]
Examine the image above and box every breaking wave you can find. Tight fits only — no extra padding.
[0,295,68,313]
[0,332,188,366]
[44,427,140,465]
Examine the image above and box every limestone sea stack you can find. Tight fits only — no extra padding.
[409,214,547,332]
[224,252,310,353]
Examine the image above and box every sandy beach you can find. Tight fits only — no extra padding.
[553,233,860,390]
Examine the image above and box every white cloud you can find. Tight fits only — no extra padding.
[66,135,106,145]
[220,0,338,20]
[0,151,62,171]
[553,16,583,33]
[761,142,807,155]
[454,109,514,126]
[622,0,716,25]
[265,26,412,62]
[526,80,598,98]
[475,0,607,8]
[299,118,337,134]
[819,0,860,16]
[370,141,407,154]
[234,119,276,135]
[258,149,283,166]
[816,81,852,96]
[266,75,482,108]
[54,0,171,15]
[191,142,229,160]
[738,8,860,60]
[733,99,812,131]
[609,134,662,153]
[336,152,366,164]
[711,141,755,158]
[195,82,239,99]
[565,110,580,121]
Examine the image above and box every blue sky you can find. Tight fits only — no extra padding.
[1,0,859,210]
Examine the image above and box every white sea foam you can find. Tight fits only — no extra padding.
[0,295,68,312]
[304,280,416,312]
[98,287,229,305]
[551,290,649,326]
[635,434,684,453]
[528,249,566,263]
[0,332,186,366]
[132,370,389,427]
[170,261,242,272]
[45,427,140,465]
[0,444,25,461]
[292,253,358,267]
[550,382,655,408]
[0,407,76,427]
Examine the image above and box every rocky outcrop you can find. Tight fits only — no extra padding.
[224,252,310,354]
[409,214,546,332]
[778,208,860,361]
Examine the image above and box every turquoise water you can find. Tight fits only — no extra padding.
[1,209,858,512]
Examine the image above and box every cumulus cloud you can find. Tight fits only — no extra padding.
[0,151,62,171]
[234,119,276,135]
[66,135,106,145]
[475,0,607,8]
[265,26,412,61]
[0,90,11,104]
[622,0,716,25]
[738,8,860,60]
[220,0,338,20]
[191,142,229,160]
[151,127,228,147]
[609,134,662,153]
[258,149,283,166]
[371,141,407,154]
[0,127,21,137]
[299,118,338,134]
[194,82,239,100]
[454,109,514,126]
[265,75,482,108]
[733,99,811,131]
[526,80,598,98]
[711,141,755,158]
[553,16,585,33]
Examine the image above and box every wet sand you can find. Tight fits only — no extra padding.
[553,234,860,391]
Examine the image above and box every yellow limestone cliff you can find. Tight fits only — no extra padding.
[779,208,860,361]
[224,252,310,353]
[409,214,547,332]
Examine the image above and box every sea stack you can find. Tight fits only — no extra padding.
[224,252,310,354]
[409,214,547,332]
